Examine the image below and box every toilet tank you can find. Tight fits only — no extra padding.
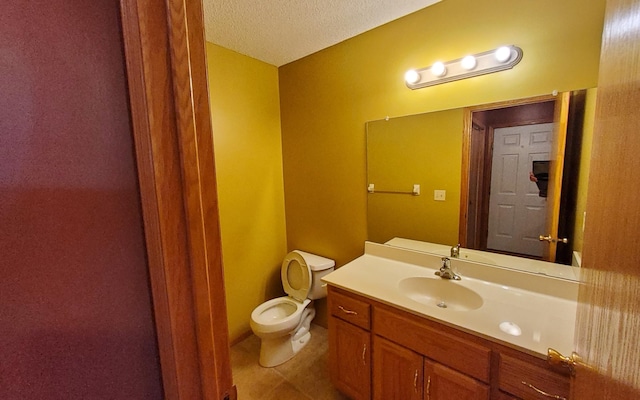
[295,250,335,300]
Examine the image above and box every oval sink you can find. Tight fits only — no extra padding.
[398,277,483,311]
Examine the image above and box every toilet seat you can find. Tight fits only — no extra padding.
[281,251,312,302]
[250,296,312,335]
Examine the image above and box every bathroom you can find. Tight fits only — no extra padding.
[209,0,636,397]
[3,0,638,398]
[211,0,604,344]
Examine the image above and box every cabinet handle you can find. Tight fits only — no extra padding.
[361,344,367,365]
[413,369,418,392]
[426,376,431,400]
[338,305,358,315]
[521,381,567,400]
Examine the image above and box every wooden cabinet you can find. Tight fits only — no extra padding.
[498,353,570,400]
[328,289,371,400]
[424,359,489,400]
[327,287,569,400]
[373,306,491,383]
[373,336,423,400]
[372,335,489,400]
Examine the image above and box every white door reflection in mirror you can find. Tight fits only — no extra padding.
[487,123,552,257]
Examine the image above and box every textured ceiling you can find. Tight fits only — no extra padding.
[203,0,442,67]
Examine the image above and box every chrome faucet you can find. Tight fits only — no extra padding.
[450,243,461,258]
[435,257,461,280]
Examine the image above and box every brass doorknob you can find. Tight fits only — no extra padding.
[547,348,590,376]
[539,235,569,244]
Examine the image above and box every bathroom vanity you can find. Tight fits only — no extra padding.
[323,241,577,400]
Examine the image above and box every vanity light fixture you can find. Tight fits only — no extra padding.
[431,61,447,77]
[405,45,523,89]
[494,46,512,63]
[461,55,477,70]
[404,69,421,84]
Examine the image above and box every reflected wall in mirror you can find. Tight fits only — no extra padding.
[366,89,597,270]
[367,108,463,246]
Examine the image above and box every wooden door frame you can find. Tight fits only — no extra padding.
[459,94,557,248]
[120,0,235,399]
[465,120,487,249]
[543,92,571,262]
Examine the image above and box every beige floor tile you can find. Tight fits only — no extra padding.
[265,381,313,400]
[231,324,348,400]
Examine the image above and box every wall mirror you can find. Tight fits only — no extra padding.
[366,89,596,280]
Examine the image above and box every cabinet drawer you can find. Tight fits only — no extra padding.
[328,288,371,330]
[374,306,491,383]
[499,353,570,400]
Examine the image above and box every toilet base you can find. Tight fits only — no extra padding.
[258,330,311,367]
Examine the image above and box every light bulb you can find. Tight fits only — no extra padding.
[431,62,446,77]
[495,46,512,63]
[461,55,477,70]
[404,69,421,84]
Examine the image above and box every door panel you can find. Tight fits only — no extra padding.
[487,123,553,257]
[573,0,640,397]
[0,1,163,398]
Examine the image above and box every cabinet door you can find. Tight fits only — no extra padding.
[373,336,423,400]
[424,359,489,400]
[329,316,371,400]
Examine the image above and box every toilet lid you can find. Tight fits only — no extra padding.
[281,251,312,302]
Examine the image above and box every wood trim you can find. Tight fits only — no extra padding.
[459,108,473,247]
[544,92,571,262]
[465,94,558,114]
[488,117,555,130]
[165,0,234,398]
[479,126,495,250]
[120,0,234,399]
[120,1,200,397]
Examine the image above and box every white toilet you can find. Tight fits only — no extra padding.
[250,250,335,367]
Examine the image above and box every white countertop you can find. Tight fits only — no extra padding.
[322,241,578,359]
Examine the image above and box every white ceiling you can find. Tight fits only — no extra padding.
[203,0,442,67]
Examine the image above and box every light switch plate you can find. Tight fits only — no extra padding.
[434,190,446,201]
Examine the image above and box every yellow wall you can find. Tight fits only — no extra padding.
[206,43,287,342]
[367,109,463,244]
[279,0,605,273]
[573,88,598,254]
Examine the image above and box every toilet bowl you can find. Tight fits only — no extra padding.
[250,250,335,367]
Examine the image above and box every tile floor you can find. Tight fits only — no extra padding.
[230,324,349,400]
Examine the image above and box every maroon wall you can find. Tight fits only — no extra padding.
[0,1,163,398]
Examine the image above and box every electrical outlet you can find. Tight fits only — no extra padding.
[434,190,446,201]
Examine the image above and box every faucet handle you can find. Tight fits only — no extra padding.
[436,256,461,280]
[450,243,461,257]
